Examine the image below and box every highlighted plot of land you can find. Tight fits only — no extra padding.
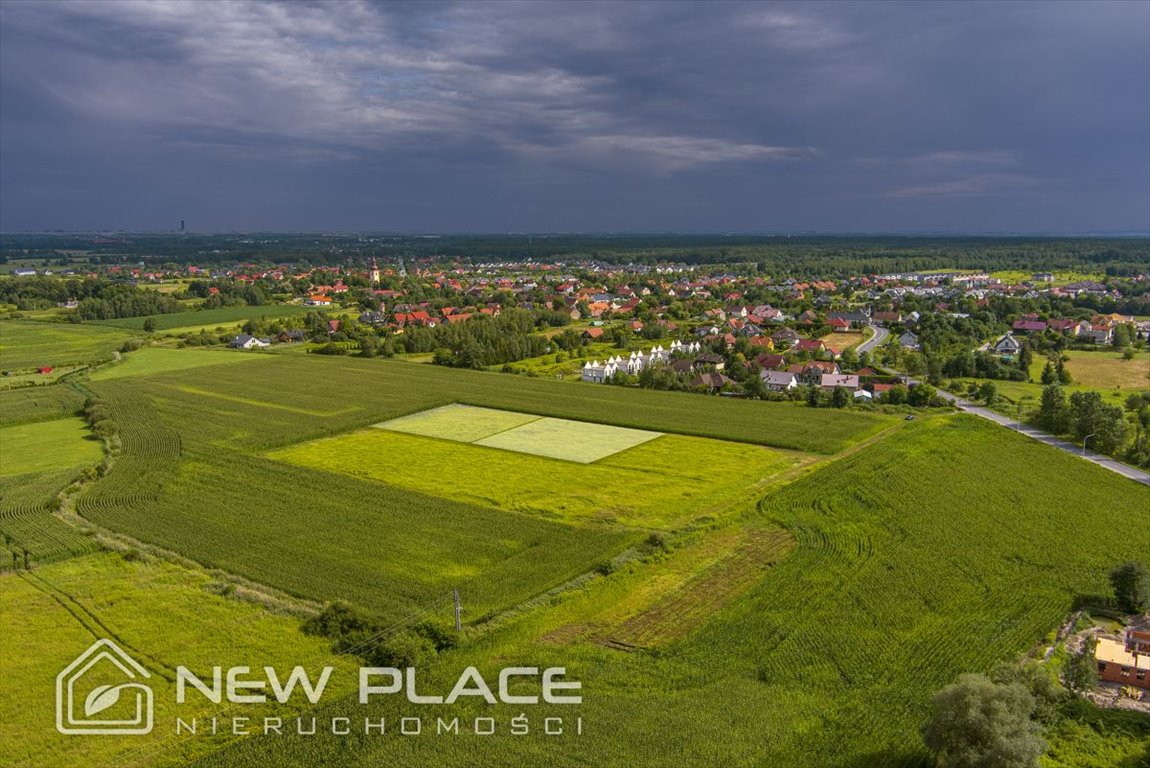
[378,403,540,443]
[475,417,662,463]
[374,403,662,463]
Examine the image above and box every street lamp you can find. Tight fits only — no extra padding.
[1082,433,1096,456]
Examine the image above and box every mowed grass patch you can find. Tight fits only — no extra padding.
[92,346,273,381]
[819,331,867,351]
[475,416,662,463]
[377,403,541,443]
[0,552,359,768]
[0,417,103,476]
[270,430,800,528]
[0,319,134,369]
[1060,348,1150,390]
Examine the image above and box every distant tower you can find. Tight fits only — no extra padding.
[369,257,381,285]
[180,219,185,232]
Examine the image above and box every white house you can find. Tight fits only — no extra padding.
[230,334,270,349]
[760,370,798,391]
[992,332,1021,356]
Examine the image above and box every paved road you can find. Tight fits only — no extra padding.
[908,378,1150,486]
[856,324,888,355]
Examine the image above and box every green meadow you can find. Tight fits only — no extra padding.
[0,418,103,476]
[0,319,134,369]
[89,304,313,331]
[0,552,358,768]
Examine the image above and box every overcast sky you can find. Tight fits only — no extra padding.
[1,0,1147,233]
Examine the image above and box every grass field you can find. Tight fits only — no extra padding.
[68,353,881,624]
[0,385,84,426]
[377,404,664,463]
[0,552,358,768]
[952,347,1150,412]
[0,417,103,476]
[0,319,134,369]
[271,429,801,528]
[1053,348,1150,390]
[819,330,868,351]
[194,414,1150,768]
[89,304,313,332]
[91,347,274,381]
[0,407,103,566]
[5,352,1145,768]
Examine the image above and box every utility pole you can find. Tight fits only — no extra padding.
[452,589,462,632]
[1082,433,1096,457]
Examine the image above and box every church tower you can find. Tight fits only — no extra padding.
[369,257,381,285]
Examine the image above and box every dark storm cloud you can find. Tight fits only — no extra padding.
[0,0,1146,232]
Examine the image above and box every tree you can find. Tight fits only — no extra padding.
[1037,385,1069,434]
[885,383,908,405]
[142,316,156,333]
[1040,361,1057,385]
[1069,391,1127,454]
[839,346,859,370]
[1064,636,1098,693]
[1018,342,1033,374]
[908,382,937,407]
[978,381,998,404]
[832,386,850,408]
[923,673,1045,768]
[1109,561,1150,613]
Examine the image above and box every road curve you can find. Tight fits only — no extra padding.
[856,324,888,355]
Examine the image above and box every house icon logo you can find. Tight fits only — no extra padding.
[56,638,154,735]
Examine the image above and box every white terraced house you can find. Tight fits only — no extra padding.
[581,340,702,383]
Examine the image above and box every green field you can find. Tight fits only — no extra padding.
[5,352,1140,768]
[377,404,665,463]
[89,304,313,331]
[0,552,358,768]
[0,385,84,426]
[0,417,103,476]
[92,346,274,381]
[272,429,801,527]
[194,415,1150,768]
[0,409,104,566]
[69,355,881,622]
[0,319,135,369]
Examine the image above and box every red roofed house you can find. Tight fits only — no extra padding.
[1012,319,1047,333]
[794,338,827,354]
